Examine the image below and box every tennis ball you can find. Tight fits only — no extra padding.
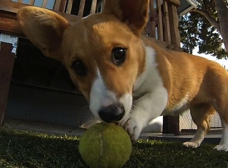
[79,122,132,168]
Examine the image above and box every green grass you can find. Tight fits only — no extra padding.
[0,127,228,168]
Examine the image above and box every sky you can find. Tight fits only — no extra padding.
[192,48,228,69]
[13,0,55,9]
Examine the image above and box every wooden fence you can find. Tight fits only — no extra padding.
[4,0,180,48]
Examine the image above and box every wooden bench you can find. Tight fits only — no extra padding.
[0,0,82,125]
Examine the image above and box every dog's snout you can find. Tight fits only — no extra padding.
[98,103,125,123]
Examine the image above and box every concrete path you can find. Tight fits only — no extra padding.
[2,118,221,144]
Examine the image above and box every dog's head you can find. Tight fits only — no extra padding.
[17,0,149,123]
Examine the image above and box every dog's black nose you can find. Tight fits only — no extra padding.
[98,103,125,123]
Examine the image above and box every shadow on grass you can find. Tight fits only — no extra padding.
[0,128,87,168]
[0,128,228,168]
[129,140,228,168]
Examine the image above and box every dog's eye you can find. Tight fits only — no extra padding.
[111,47,126,65]
[71,60,87,76]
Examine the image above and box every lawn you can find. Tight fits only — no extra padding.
[0,127,228,168]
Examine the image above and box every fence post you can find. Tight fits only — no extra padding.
[163,115,180,135]
[0,34,18,125]
[168,0,181,47]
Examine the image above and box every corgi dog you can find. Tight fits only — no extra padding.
[17,0,228,151]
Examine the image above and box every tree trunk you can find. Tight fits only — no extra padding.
[214,0,228,51]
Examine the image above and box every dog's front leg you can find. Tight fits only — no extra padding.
[121,86,168,140]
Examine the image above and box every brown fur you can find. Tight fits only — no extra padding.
[17,2,148,100]
[17,0,228,149]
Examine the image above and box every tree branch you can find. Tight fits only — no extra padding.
[190,8,220,32]
[214,0,228,51]
[203,0,208,11]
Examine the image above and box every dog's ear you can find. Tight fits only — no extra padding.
[103,0,149,36]
[17,6,70,61]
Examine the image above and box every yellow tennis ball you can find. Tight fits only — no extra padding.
[79,122,132,168]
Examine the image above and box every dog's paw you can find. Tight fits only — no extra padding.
[80,119,101,129]
[214,144,228,151]
[183,141,200,148]
[120,117,142,141]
